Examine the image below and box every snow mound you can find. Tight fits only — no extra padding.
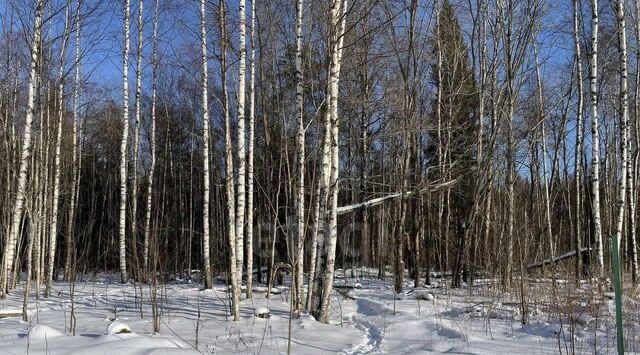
[356,297,392,316]
[29,325,64,340]
[487,309,512,320]
[106,321,132,334]
[255,306,270,318]
[413,288,434,301]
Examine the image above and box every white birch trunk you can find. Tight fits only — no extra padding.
[245,0,256,299]
[317,0,348,323]
[199,0,213,289]
[220,0,240,320]
[143,0,160,278]
[306,180,321,311]
[589,0,604,275]
[294,0,305,312]
[131,0,144,278]
[1,0,44,296]
[631,0,640,283]
[119,0,131,284]
[64,0,82,281]
[614,0,629,252]
[572,0,584,280]
[235,0,247,286]
[46,2,72,297]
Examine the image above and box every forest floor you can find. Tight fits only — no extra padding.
[0,269,639,354]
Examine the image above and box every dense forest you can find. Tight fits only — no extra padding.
[1,0,639,334]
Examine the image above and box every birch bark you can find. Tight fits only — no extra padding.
[46,1,72,297]
[294,0,305,312]
[614,0,629,253]
[118,0,131,284]
[199,0,213,289]
[143,0,160,277]
[246,0,256,299]
[589,0,604,274]
[1,0,45,296]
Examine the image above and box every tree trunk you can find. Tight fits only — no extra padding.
[1,0,44,297]
[118,0,131,284]
[219,0,240,320]
[144,0,160,279]
[235,0,247,288]
[64,0,82,281]
[245,0,257,299]
[294,0,305,312]
[315,0,348,324]
[130,0,144,280]
[589,0,604,275]
[199,0,213,289]
[46,2,72,297]
[614,0,629,254]
[572,0,584,282]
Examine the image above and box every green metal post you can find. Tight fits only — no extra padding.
[610,235,624,355]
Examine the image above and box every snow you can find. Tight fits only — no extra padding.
[29,324,64,340]
[106,321,132,334]
[0,271,638,354]
[412,288,435,301]
[254,306,270,318]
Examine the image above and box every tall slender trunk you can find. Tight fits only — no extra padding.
[294,0,305,312]
[199,0,213,289]
[306,177,321,311]
[614,0,629,254]
[589,0,604,275]
[572,0,584,281]
[235,0,247,289]
[1,0,44,297]
[533,38,553,263]
[130,0,143,279]
[502,0,517,288]
[630,0,640,283]
[144,0,160,278]
[315,0,348,324]
[245,0,256,299]
[119,0,131,284]
[46,1,72,297]
[64,0,82,281]
[220,0,240,320]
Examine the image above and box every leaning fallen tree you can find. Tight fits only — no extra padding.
[336,178,460,216]
[526,248,594,270]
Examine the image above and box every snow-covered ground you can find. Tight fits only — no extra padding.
[0,270,638,354]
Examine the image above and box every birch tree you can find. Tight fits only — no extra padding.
[1,0,45,296]
[614,0,629,253]
[312,0,348,323]
[589,0,604,275]
[119,0,131,284]
[143,0,160,276]
[220,0,240,320]
[46,0,72,297]
[130,0,144,278]
[294,0,305,312]
[246,0,256,299]
[572,0,584,280]
[199,0,213,289]
[235,0,247,289]
[64,0,82,281]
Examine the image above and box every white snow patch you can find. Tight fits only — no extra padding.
[106,321,132,334]
[254,306,270,318]
[413,288,434,301]
[29,325,64,340]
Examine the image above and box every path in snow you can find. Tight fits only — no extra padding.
[340,296,390,354]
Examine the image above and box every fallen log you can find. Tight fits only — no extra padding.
[526,247,594,269]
